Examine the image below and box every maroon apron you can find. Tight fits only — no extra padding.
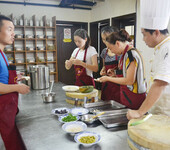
[74,49,95,87]
[101,49,120,102]
[118,45,146,109]
[0,50,26,150]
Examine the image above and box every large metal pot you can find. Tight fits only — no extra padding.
[30,65,50,90]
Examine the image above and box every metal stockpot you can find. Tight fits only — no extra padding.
[29,65,50,90]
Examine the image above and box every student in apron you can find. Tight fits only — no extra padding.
[100,26,121,102]
[96,29,147,109]
[127,0,170,120]
[0,15,30,150]
[65,29,98,87]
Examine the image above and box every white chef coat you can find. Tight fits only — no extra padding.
[71,46,97,77]
[149,36,170,116]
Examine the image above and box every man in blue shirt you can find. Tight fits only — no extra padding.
[0,15,30,150]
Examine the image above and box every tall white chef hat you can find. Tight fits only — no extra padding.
[140,0,170,30]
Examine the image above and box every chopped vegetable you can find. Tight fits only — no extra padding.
[66,126,83,132]
[62,113,77,122]
[130,114,152,126]
[79,136,96,144]
[55,109,67,114]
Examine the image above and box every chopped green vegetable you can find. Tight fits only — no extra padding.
[130,120,145,126]
[62,113,77,122]
[130,114,152,126]
[79,136,96,144]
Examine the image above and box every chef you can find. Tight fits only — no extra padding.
[0,15,30,150]
[127,0,170,120]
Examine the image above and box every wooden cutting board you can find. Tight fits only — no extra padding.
[65,89,98,105]
[128,115,170,150]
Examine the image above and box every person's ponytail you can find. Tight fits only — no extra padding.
[119,29,132,42]
[106,29,132,44]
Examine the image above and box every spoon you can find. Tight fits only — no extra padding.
[86,112,105,122]
[49,81,54,93]
[92,112,105,119]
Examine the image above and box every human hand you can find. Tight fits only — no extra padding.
[126,109,142,120]
[65,60,72,65]
[107,69,116,77]
[96,76,109,82]
[65,60,73,69]
[16,84,30,94]
[100,67,106,76]
[17,72,25,81]
[72,59,82,66]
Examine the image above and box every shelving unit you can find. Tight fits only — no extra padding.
[4,14,58,82]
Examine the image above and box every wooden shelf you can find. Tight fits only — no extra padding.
[15,38,25,40]
[4,51,14,53]
[25,38,35,40]
[47,39,56,41]
[37,50,46,52]
[37,62,46,64]
[47,50,56,51]
[27,62,36,64]
[50,72,56,75]
[36,38,46,40]
[47,61,56,64]
[35,26,46,29]
[25,26,35,28]
[15,50,25,53]
[46,27,55,29]
[26,51,36,53]
[15,25,24,28]
[16,63,26,65]
[8,15,58,82]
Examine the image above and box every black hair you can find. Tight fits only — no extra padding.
[106,29,132,44]
[74,29,91,49]
[101,26,118,35]
[144,29,169,35]
[0,15,13,31]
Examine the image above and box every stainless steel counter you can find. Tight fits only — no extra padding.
[0,82,130,150]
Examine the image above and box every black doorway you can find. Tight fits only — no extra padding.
[56,21,88,85]
[112,13,136,47]
[90,19,110,89]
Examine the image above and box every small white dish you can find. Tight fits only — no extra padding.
[51,107,70,116]
[70,107,89,116]
[62,121,87,134]
[62,85,79,92]
[74,131,101,146]
[58,114,80,123]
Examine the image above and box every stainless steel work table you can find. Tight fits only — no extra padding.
[0,82,130,150]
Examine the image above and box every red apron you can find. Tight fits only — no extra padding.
[0,50,26,150]
[74,49,95,87]
[101,49,120,102]
[118,45,146,109]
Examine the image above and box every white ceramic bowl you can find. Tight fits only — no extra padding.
[62,85,79,92]
[58,114,80,123]
[74,131,101,146]
[51,107,70,117]
[62,121,87,134]
[70,107,89,116]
